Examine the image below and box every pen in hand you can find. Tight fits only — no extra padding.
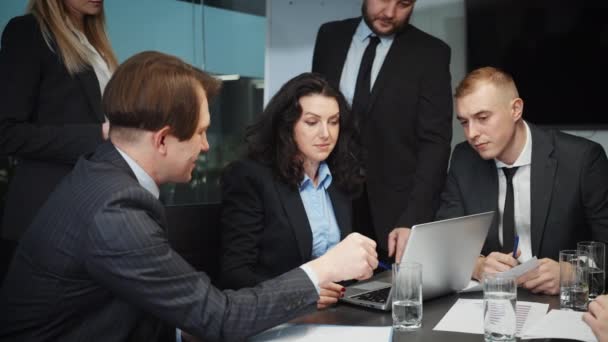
[378,261,391,271]
[512,235,519,259]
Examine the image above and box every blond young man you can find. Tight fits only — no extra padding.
[435,67,608,295]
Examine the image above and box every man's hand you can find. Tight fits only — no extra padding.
[317,282,344,309]
[307,233,378,284]
[518,258,560,295]
[472,251,520,281]
[388,227,411,263]
[584,295,608,342]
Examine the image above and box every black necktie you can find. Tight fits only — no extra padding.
[502,167,519,253]
[351,35,381,119]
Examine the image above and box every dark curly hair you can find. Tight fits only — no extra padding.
[245,72,363,196]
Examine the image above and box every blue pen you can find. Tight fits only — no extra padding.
[378,261,391,271]
[512,235,519,258]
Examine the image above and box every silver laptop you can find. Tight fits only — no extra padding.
[340,211,494,311]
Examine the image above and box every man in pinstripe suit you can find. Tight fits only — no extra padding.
[0,51,379,342]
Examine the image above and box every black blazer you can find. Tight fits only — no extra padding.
[0,15,104,240]
[0,143,318,341]
[219,159,352,290]
[436,123,608,260]
[312,18,453,251]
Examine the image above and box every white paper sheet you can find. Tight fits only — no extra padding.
[500,257,539,279]
[459,280,482,293]
[249,324,392,341]
[521,310,597,342]
[458,257,540,293]
[433,299,548,336]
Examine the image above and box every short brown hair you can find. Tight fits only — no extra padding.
[103,51,221,141]
[454,66,518,99]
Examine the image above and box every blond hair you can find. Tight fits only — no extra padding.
[455,66,519,100]
[27,0,118,75]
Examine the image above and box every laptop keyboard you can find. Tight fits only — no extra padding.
[351,286,391,304]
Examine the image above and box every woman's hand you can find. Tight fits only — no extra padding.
[317,282,345,309]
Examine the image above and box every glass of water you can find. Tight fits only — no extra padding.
[560,249,589,311]
[483,273,517,341]
[577,241,605,300]
[392,262,422,331]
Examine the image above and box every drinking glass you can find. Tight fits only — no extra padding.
[483,273,517,341]
[392,262,422,331]
[560,249,589,311]
[577,241,605,300]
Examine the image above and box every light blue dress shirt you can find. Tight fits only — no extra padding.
[339,19,395,106]
[299,162,341,259]
[115,147,159,199]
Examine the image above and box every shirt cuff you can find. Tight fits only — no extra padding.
[299,264,321,294]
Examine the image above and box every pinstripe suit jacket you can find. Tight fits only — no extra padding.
[0,142,318,342]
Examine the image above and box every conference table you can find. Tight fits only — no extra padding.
[289,288,570,342]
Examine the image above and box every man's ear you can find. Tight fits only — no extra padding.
[152,126,172,155]
[511,98,524,121]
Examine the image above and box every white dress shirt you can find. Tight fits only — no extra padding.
[339,20,394,106]
[74,30,112,94]
[495,122,533,262]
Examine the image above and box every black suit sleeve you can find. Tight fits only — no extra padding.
[0,16,102,163]
[311,24,327,74]
[219,161,270,289]
[581,143,608,242]
[395,43,453,227]
[436,144,466,221]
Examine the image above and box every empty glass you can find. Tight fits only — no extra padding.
[577,241,605,300]
[392,262,423,331]
[560,249,589,311]
[483,273,517,341]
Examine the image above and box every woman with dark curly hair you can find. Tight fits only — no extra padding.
[219,72,363,309]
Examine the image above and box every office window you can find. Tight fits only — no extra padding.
[0,0,266,218]
[104,0,266,205]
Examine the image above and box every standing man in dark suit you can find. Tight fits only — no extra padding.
[0,51,379,342]
[436,66,608,295]
[312,0,453,259]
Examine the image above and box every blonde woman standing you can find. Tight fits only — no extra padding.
[0,0,118,242]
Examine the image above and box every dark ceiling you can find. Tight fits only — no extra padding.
[176,0,265,17]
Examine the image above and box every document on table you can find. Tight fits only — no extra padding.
[249,323,392,341]
[458,257,540,293]
[501,257,539,279]
[520,310,597,342]
[433,299,548,337]
[459,280,482,293]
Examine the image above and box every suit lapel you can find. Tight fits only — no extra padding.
[476,158,501,253]
[327,20,359,86]
[366,25,413,118]
[328,185,351,239]
[275,181,313,262]
[529,125,557,256]
[76,68,104,122]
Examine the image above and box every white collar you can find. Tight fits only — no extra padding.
[495,121,532,169]
[115,146,160,199]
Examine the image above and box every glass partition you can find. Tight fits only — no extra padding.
[0,0,266,222]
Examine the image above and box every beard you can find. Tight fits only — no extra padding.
[361,1,411,36]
